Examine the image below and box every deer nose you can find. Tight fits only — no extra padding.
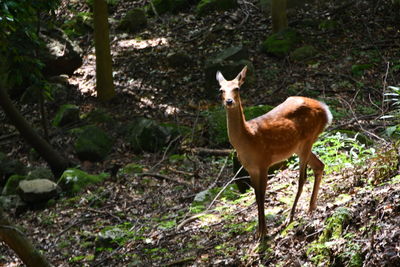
[225,99,234,106]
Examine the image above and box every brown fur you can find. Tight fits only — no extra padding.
[217,66,332,239]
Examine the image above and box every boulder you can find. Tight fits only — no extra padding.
[57,168,109,195]
[52,104,80,127]
[39,27,83,76]
[261,28,301,58]
[196,0,238,16]
[17,179,60,203]
[126,118,172,153]
[204,45,254,98]
[118,8,147,33]
[26,167,54,181]
[74,125,114,161]
[290,45,318,61]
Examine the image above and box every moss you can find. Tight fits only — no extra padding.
[290,45,318,61]
[2,175,26,195]
[118,8,147,33]
[52,104,80,127]
[307,207,353,265]
[83,108,113,124]
[74,125,114,161]
[261,28,301,58]
[58,168,109,195]
[320,207,351,242]
[196,0,238,16]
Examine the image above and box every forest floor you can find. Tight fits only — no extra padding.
[1,0,400,266]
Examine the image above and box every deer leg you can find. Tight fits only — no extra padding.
[308,152,324,212]
[251,169,268,239]
[289,153,310,223]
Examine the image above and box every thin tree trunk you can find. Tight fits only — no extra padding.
[93,0,115,102]
[271,0,288,33]
[0,209,52,267]
[0,87,68,178]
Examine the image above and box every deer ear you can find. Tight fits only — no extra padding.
[216,71,225,84]
[235,66,248,86]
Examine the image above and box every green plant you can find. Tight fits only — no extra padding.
[311,132,375,174]
[0,0,60,90]
[381,86,400,138]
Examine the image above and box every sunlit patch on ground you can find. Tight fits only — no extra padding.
[117,37,169,50]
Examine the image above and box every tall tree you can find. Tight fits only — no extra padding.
[93,0,115,101]
[271,0,288,33]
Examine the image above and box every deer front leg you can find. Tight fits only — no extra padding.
[251,169,268,239]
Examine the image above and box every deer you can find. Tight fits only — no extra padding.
[216,66,332,239]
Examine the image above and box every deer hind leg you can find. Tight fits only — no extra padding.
[288,149,311,223]
[250,169,268,239]
[308,152,324,213]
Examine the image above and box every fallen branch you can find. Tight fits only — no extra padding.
[136,172,192,186]
[187,147,233,157]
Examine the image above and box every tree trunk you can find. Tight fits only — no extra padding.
[93,0,115,102]
[0,209,52,267]
[271,0,288,33]
[0,87,68,178]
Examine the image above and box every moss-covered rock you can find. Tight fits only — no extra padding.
[52,104,80,127]
[57,168,109,195]
[126,118,171,153]
[290,45,318,61]
[74,125,114,161]
[83,108,114,124]
[118,8,147,33]
[207,105,274,147]
[261,28,301,58]
[2,175,26,196]
[196,0,238,16]
[26,167,54,181]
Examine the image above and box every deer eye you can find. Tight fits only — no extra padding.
[219,89,224,94]
[233,87,239,92]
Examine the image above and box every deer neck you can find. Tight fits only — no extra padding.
[226,101,250,149]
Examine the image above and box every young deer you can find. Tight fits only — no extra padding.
[216,66,332,239]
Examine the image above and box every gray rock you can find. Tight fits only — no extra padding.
[17,179,60,203]
[126,118,171,153]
